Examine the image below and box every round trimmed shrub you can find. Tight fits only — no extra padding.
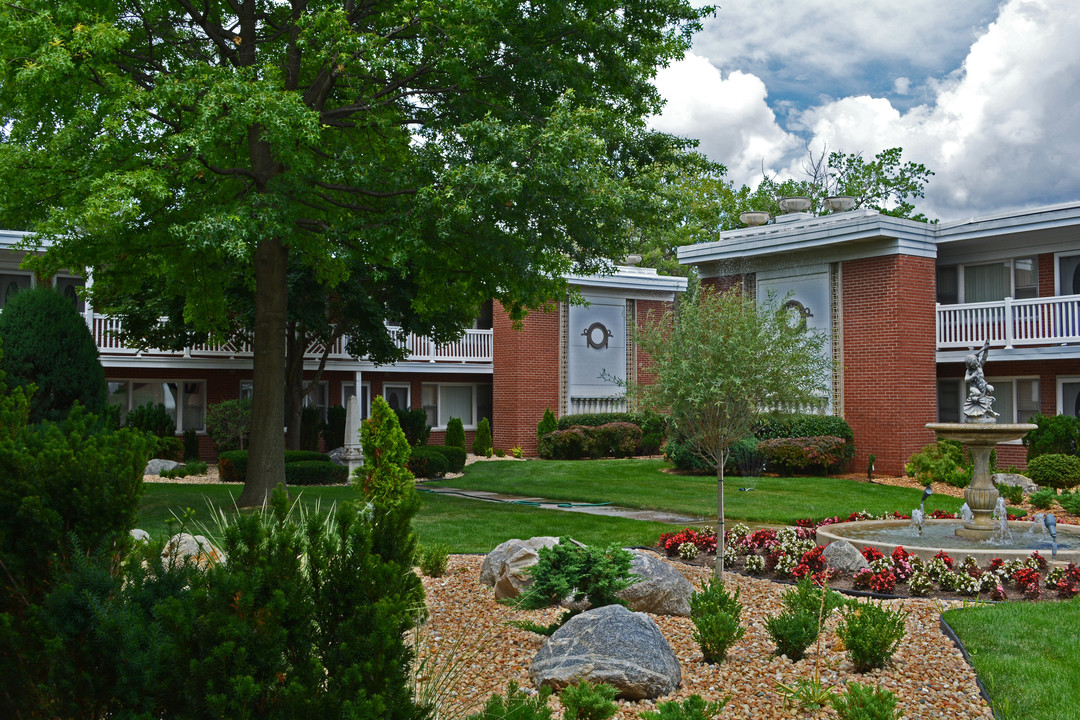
[285,460,349,486]
[431,445,466,472]
[1023,414,1080,460]
[538,427,592,460]
[1027,453,1080,490]
[0,285,106,422]
[407,445,450,478]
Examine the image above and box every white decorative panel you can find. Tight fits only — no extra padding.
[567,296,627,399]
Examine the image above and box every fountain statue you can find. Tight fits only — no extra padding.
[927,339,1037,540]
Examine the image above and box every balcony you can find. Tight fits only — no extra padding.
[90,314,493,364]
[937,294,1080,349]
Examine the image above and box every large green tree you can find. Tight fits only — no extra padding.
[632,287,830,576]
[0,0,709,505]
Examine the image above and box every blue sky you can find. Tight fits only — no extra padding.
[649,0,1080,221]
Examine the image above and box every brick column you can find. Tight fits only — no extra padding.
[841,255,938,475]
[492,302,561,455]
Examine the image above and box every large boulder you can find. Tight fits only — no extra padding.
[163,533,226,569]
[529,604,681,700]
[616,551,692,616]
[145,458,180,476]
[480,536,560,587]
[822,539,870,573]
[993,472,1039,494]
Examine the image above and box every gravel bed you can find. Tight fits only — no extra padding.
[417,555,994,720]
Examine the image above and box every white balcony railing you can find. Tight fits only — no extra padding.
[91,314,493,364]
[937,294,1080,349]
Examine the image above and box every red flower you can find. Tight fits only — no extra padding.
[861,547,884,562]
[1030,551,1048,570]
[933,550,955,569]
[800,546,827,573]
[870,570,897,594]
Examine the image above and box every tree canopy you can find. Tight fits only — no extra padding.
[632,287,830,574]
[0,0,710,504]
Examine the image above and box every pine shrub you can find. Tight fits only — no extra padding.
[1023,414,1080,460]
[836,601,907,672]
[467,681,552,720]
[445,417,466,449]
[830,682,903,720]
[765,609,819,661]
[418,543,450,578]
[300,404,323,451]
[537,407,558,441]
[638,694,729,720]
[689,578,745,663]
[0,285,106,422]
[472,417,493,456]
[360,397,415,505]
[324,404,347,448]
[559,680,618,720]
[520,539,637,610]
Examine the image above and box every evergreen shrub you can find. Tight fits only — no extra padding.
[589,421,641,458]
[537,407,557,441]
[754,414,854,442]
[0,286,106,422]
[472,417,493,456]
[285,460,349,485]
[394,408,430,447]
[1023,414,1080,460]
[537,426,592,460]
[905,439,970,487]
[324,404,347,448]
[554,411,669,454]
[217,450,331,483]
[1027,453,1080,490]
[361,398,415,505]
[759,435,854,475]
[300,405,323,451]
[559,680,618,720]
[663,436,714,472]
[689,578,745,663]
[520,539,636,610]
[467,681,552,720]
[638,695,729,720]
[182,428,200,460]
[836,601,907,672]
[830,682,903,720]
[205,397,252,452]
[430,445,466,472]
[406,445,450,478]
[444,417,466,449]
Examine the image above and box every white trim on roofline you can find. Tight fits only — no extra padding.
[934,201,1080,243]
[564,264,687,295]
[936,344,1080,364]
[100,356,494,375]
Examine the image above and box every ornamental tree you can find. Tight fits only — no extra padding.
[0,0,709,505]
[631,287,830,575]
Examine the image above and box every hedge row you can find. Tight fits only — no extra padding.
[407,445,467,478]
[551,412,666,455]
[218,450,342,485]
[538,422,644,460]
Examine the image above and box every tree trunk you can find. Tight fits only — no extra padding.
[714,455,726,578]
[237,237,289,507]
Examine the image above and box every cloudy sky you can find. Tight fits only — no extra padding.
[649,0,1080,221]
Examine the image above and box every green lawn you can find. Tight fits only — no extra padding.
[943,598,1080,720]
[138,484,680,553]
[425,458,985,524]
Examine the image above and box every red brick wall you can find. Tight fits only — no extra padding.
[841,255,938,475]
[1038,253,1055,297]
[492,302,561,455]
[634,299,669,389]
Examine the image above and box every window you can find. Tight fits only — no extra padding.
[1061,378,1080,417]
[383,384,410,412]
[985,378,1039,425]
[54,276,86,312]
[936,267,958,305]
[302,381,329,421]
[1058,254,1080,296]
[342,382,370,421]
[946,258,1038,304]
[938,380,961,422]
[419,383,492,429]
[422,384,438,427]
[108,380,206,432]
[0,273,31,309]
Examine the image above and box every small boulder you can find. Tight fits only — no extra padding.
[145,458,180,476]
[480,536,560,587]
[823,540,869,573]
[327,447,346,466]
[163,533,226,569]
[529,604,681,700]
[130,528,151,543]
[993,472,1039,494]
[616,551,692,616]
[495,544,550,600]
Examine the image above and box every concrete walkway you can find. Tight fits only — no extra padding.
[419,486,709,525]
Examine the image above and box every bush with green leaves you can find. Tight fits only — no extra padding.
[324,404,347,448]
[285,460,349,485]
[217,449,331,483]
[418,543,450,578]
[1026,453,1080,490]
[125,401,175,438]
[519,539,637,610]
[182,428,200,460]
[765,608,820,661]
[467,681,552,720]
[0,285,107,423]
[554,411,669,454]
[395,408,431,447]
[725,435,763,476]
[689,578,745,663]
[836,601,908,672]
[362,397,416,505]
[538,426,593,460]
[538,407,558,441]
[1023,413,1079,460]
[995,482,1024,506]
[205,397,252,452]
[830,682,903,720]
[430,444,467,472]
[559,680,618,720]
[407,445,451,478]
[754,413,854,442]
[1059,489,1080,516]
[472,417,493,456]
[759,434,854,475]
[664,436,714,472]
[904,439,969,487]
[445,417,466,449]
[1028,487,1058,510]
[300,404,323,451]
[589,421,642,458]
[638,694,729,720]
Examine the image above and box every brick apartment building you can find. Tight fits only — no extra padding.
[0,229,686,459]
[678,201,1080,475]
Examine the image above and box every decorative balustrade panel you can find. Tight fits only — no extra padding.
[569,397,627,415]
[937,295,1080,348]
[91,315,493,363]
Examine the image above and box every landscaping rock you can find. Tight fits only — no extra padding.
[823,539,870,572]
[327,447,346,466]
[993,472,1039,494]
[480,536,560,587]
[529,604,681,699]
[616,551,692,616]
[494,545,549,600]
[162,533,226,569]
[130,528,150,543]
[144,458,180,476]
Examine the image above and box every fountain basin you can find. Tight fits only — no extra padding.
[817,519,1080,565]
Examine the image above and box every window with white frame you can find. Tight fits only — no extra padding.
[107,379,206,432]
[939,377,1039,424]
[420,383,492,429]
[937,258,1038,304]
[1057,254,1080,296]
[1059,378,1080,417]
[0,272,31,309]
[342,382,371,421]
[383,384,410,412]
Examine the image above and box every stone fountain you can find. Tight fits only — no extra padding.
[927,339,1036,540]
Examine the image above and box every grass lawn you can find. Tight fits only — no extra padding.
[425,458,988,524]
[942,598,1080,720]
[138,484,680,553]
